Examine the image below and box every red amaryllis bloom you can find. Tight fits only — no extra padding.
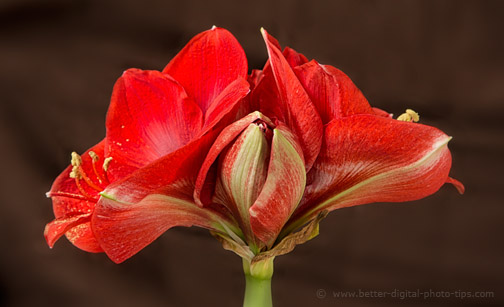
[45,27,464,307]
[45,27,250,256]
[253,30,465,241]
[193,29,464,260]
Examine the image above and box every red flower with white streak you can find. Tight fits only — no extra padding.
[45,27,463,285]
[192,29,464,261]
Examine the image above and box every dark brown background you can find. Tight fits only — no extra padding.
[1,0,503,306]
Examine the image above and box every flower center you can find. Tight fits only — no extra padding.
[253,119,273,142]
[69,151,112,201]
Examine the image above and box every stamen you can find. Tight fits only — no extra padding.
[397,109,420,122]
[406,109,420,122]
[71,152,82,167]
[78,166,103,192]
[67,151,104,200]
[103,157,113,172]
[69,166,81,179]
[88,151,99,162]
[88,151,107,184]
[69,152,83,179]
[73,176,96,200]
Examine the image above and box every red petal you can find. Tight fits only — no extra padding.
[102,131,217,205]
[92,193,221,263]
[64,220,103,253]
[92,132,228,263]
[105,69,203,181]
[283,47,308,67]
[201,77,250,135]
[249,67,285,122]
[372,107,393,118]
[163,27,248,113]
[44,213,91,248]
[249,123,306,247]
[248,69,264,91]
[261,29,323,170]
[293,61,373,123]
[45,140,106,252]
[194,112,274,208]
[289,115,458,227]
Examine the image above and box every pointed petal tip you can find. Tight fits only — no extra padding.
[44,222,59,249]
[163,26,248,113]
[43,230,53,248]
[260,27,269,40]
[44,225,55,248]
[45,233,55,249]
[446,177,465,194]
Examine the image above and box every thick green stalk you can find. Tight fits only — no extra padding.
[242,257,274,307]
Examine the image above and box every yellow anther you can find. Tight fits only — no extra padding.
[88,151,99,162]
[397,113,410,122]
[69,166,81,179]
[103,157,113,172]
[397,109,420,122]
[405,109,420,122]
[69,152,83,179]
[68,150,107,194]
[71,152,82,167]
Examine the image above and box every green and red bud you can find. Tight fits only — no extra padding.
[195,112,306,250]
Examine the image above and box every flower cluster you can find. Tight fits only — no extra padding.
[45,27,464,264]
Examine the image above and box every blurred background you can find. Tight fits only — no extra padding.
[1,0,503,306]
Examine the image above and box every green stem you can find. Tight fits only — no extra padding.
[242,257,274,307]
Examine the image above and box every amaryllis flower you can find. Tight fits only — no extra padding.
[45,27,250,255]
[45,27,464,307]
